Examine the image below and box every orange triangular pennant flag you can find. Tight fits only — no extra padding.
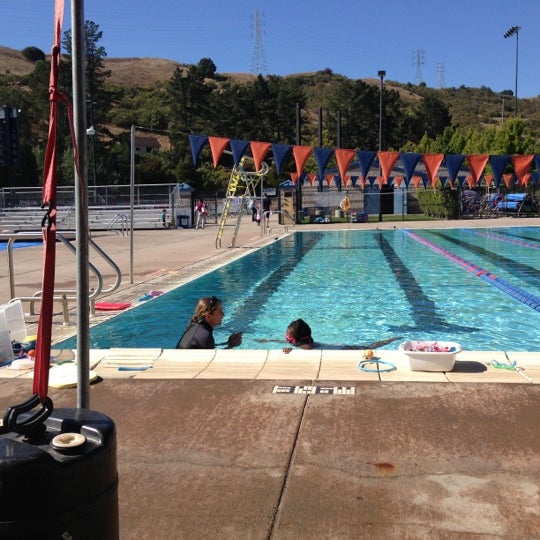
[208,136,230,168]
[483,174,493,188]
[250,141,271,172]
[292,145,313,178]
[520,173,531,187]
[412,176,422,188]
[290,172,298,184]
[422,153,444,184]
[466,154,489,183]
[343,175,351,187]
[377,151,399,182]
[503,173,514,188]
[512,154,534,183]
[393,176,403,188]
[335,148,356,182]
[308,173,317,185]
[358,176,366,189]
[431,176,440,189]
[466,175,475,188]
[325,174,334,186]
[376,176,385,189]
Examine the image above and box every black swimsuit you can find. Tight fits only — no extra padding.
[176,320,215,349]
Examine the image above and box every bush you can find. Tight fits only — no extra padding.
[416,187,459,219]
[22,46,46,63]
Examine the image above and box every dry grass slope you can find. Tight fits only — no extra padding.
[0,46,36,76]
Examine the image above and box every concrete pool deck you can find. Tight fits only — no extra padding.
[1,216,540,538]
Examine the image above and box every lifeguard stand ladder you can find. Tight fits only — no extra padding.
[215,156,269,248]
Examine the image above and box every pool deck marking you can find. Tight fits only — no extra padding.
[272,385,356,394]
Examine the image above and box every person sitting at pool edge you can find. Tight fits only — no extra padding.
[283,318,401,354]
[176,296,242,349]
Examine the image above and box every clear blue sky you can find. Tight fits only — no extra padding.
[2,0,539,97]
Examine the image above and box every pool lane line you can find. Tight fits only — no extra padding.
[403,230,540,313]
[429,229,540,290]
[373,232,472,332]
[498,228,540,244]
[465,228,540,250]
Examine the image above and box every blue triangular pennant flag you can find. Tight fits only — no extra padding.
[489,154,510,187]
[445,154,465,183]
[356,150,377,178]
[188,134,208,166]
[400,152,421,182]
[271,143,292,175]
[230,139,249,166]
[313,147,334,180]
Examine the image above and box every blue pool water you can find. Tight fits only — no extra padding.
[0,241,42,251]
[57,227,540,351]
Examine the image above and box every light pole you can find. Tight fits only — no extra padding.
[377,70,385,222]
[86,125,97,204]
[503,25,521,116]
[498,93,510,124]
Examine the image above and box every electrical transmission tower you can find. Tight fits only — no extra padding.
[412,49,425,84]
[437,63,446,89]
[250,9,268,75]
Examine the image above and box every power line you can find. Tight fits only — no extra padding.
[437,62,445,89]
[412,49,425,85]
[250,9,268,75]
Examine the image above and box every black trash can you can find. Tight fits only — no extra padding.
[0,408,118,539]
[176,215,190,228]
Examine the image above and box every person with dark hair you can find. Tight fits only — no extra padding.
[195,198,208,229]
[176,296,242,349]
[282,318,400,353]
[284,318,315,349]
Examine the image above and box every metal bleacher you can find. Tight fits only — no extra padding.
[0,205,178,233]
[0,183,193,234]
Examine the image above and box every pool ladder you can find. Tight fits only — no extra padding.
[1,232,122,324]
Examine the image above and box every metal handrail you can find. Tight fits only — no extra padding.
[1,232,122,323]
[106,212,129,235]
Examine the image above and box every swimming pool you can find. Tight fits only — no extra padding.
[0,241,42,251]
[56,227,540,352]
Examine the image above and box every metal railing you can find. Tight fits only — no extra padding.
[2,232,122,324]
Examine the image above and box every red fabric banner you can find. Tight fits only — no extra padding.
[292,145,313,178]
[290,172,298,184]
[412,176,422,188]
[377,151,399,183]
[209,136,229,168]
[335,148,355,182]
[393,176,403,188]
[325,174,335,186]
[466,175,475,188]
[308,174,317,185]
[422,153,444,184]
[250,141,271,172]
[33,0,67,401]
[343,175,351,187]
[483,174,493,188]
[358,176,366,189]
[466,154,489,183]
[512,154,534,182]
[376,176,384,189]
